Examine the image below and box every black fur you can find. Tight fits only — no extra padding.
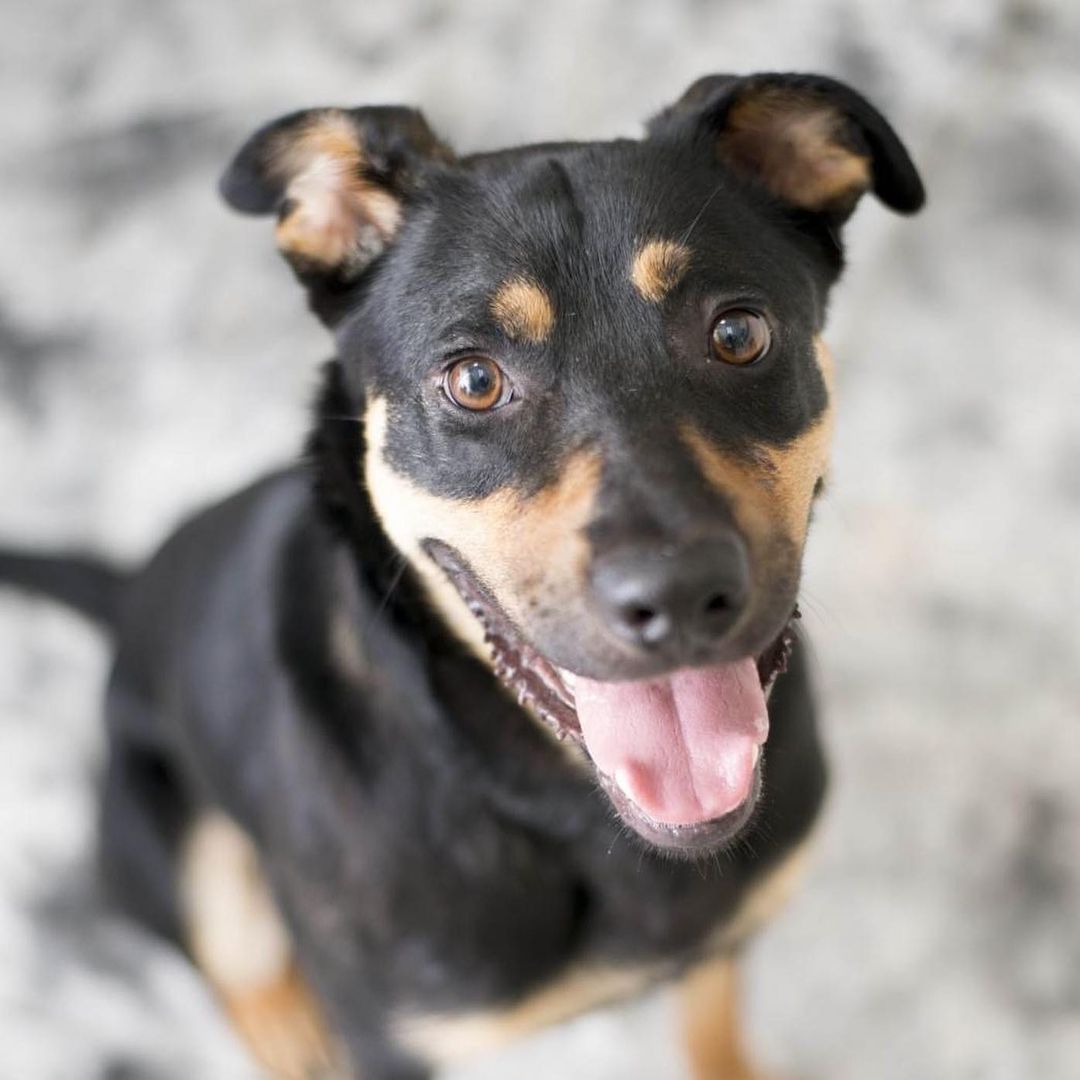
[0,551,125,625]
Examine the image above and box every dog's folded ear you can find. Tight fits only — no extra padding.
[648,73,924,222]
[221,106,453,317]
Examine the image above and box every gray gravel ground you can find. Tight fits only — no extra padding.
[1,1,1078,1077]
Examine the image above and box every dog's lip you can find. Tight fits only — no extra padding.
[422,538,581,740]
[421,537,796,846]
[599,762,763,853]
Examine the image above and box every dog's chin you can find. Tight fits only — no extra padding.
[421,539,798,858]
[598,765,764,855]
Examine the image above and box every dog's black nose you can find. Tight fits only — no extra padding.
[589,533,750,654]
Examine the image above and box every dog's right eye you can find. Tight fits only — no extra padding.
[709,309,771,366]
[442,357,511,412]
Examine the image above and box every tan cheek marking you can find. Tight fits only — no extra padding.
[630,238,692,302]
[363,396,600,662]
[180,813,341,1077]
[271,111,401,272]
[681,425,776,549]
[760,338,835,542]
[723,92,872,213]
[395,963,656,1066]
[490,278,556,343]
[682,339,835,548]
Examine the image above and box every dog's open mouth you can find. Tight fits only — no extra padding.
[423,540,797,852]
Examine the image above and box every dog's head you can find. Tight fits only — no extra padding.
[223,73,923,854]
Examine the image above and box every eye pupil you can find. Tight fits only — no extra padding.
[717,320,748,352]
[462,363,492,395]
[710,309,770,365]
[444,357,507,411]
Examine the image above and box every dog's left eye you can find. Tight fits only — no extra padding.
[442,357,511,411]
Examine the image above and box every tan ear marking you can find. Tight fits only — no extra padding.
[270,111,402,273]
[490,278,556,343]
[630,239,692,303]
[723,90,872,213]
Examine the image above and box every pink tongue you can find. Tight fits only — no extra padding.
[573,660,768,827]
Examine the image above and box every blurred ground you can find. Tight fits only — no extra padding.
[1,1,1079,1077]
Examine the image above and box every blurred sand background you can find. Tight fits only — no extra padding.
[1,1,1078,1077]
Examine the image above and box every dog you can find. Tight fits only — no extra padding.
[0,71,923,1079]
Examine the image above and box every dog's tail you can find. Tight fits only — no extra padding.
[0,549,129,629]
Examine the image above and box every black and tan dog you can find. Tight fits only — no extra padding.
[0,72,923,1078]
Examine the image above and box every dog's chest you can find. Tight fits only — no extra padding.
[279,780,763,1006]
[384,824,816,1069]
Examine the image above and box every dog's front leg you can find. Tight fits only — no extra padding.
[679,956,780,1080]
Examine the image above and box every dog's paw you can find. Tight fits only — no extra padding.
[690,1068,790,1080]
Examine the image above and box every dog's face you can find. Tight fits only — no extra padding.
[223,74,923,854]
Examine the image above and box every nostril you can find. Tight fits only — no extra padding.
[591,533,749,652]
[615,602,672,647]
[703,592,730,615]
[626,605,658,628]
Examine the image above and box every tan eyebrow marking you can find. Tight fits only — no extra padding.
[490,278,556,343]
[630,239,692,303]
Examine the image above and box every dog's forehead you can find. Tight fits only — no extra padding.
[351,137,827,394]
[404,141,819,340]
[459,140,678,244]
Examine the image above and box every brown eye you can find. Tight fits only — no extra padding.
[443,357,509,411]
[709,309,771,365]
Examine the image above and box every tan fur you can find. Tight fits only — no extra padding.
[271,111,402,272]
[722,90,872,213]
[181,813,341,1078]
[679,836,818,1080]
[760,339,835,544]
[490,278,556,343]
[181,813,294,991]
[681,959,775,1080]
[224,966,341,1080]
[682,339,835,553]
[395,963,657,1066]
[363,395,600,665]
[630,239,692,302]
